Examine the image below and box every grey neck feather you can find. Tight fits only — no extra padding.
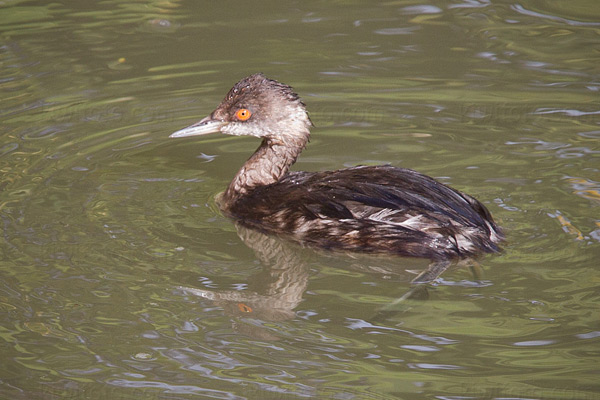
[222,130,309,204]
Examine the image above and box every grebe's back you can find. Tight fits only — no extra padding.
[222,165,502,259]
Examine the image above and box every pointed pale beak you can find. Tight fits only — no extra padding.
[169,115,227,138]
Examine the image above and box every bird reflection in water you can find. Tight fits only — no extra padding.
[178,224,487,339]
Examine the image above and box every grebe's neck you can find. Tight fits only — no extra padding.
[222,131,309,205]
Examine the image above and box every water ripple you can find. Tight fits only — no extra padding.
[512,4,600,27]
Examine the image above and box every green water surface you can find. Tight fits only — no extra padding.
[1,1,599,399]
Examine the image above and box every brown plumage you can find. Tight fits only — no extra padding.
[170,73,504,260]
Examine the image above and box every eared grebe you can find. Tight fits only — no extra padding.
[170,73,503,260]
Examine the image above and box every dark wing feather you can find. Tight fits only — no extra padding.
[226,165,502,258]
[299,165,487,224]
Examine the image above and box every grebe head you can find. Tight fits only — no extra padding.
[170,73,312,142]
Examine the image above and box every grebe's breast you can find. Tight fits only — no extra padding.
[220,165,503,259]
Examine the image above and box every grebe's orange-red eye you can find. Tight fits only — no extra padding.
[235,108,252,121]
[237,303,253,313]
